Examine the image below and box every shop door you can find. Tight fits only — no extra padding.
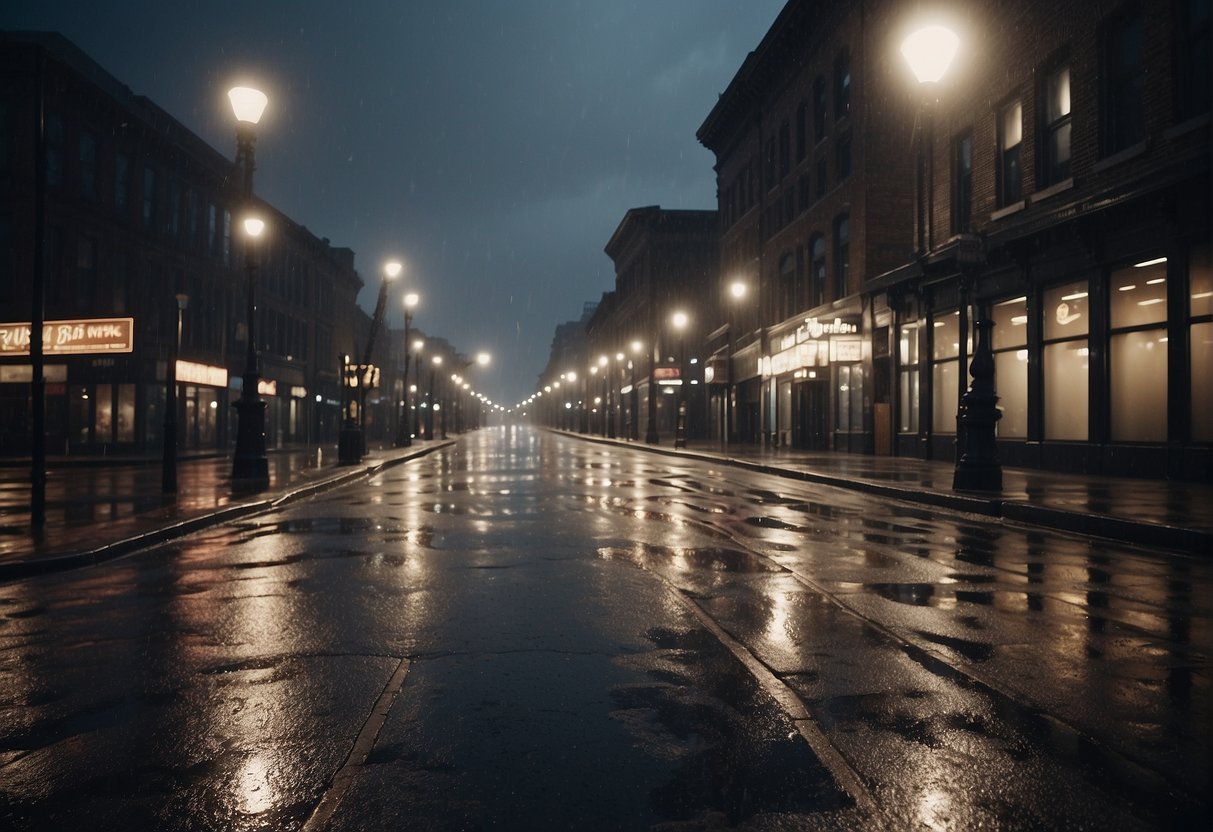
[796,379,830,450]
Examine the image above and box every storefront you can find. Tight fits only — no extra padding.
[759,315,865,451]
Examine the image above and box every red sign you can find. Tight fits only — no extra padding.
[653,366,681,381]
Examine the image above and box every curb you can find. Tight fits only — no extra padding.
[0,441,455,583]
[561,431,1211,557]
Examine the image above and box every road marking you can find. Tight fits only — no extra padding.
[660,576,879,819]
[301,657,411,832]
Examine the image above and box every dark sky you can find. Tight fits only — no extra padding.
[6,0,786,406]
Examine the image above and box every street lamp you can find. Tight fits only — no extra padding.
[725,281,748,444]
[228,85,270,489]
[162,292,189,494]
[902,25,1000,492]
[395,291,419,447]
[428,354,443,440]
[672,311,689,448]
[597,355,609,437]
[629,340,642,440]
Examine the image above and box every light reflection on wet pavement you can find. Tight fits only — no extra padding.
[0,426,1208,830]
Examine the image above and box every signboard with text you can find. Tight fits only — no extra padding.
[0,318,135,356]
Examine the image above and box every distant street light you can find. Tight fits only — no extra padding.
[162,292,189,494]
[395,291,419,447]
[229,85,270,490]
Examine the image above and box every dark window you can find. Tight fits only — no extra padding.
[952,131,973,233]
[997,100,1023,206]
[78,132,97,200]
[765,138,777,190]
[798,174,810,213]
[796,101,808,160]
[114,153,129,211]
[0,215,12,304]
[77,236,97,311]
[779,120,790,178]
[167,180,181,239]
[45,114,64,187]
[187,189,199,242]
[779,252,795,321]
[0,103,8,172]
[142,167,157,231]
[833,215,850,299]
[836,132,852,180]
[1042,64,1072,184]
[816,158,827,200]
[1177,0,1211,120]
[207,203,217,256]
[834,48,851,121]
[813,76,827,142]
[1103,9,1145,154]
[222,209,231,267]
[810,234,826,307]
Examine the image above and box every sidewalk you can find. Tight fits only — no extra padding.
[0,441,453,581]
[567,431,1213,557]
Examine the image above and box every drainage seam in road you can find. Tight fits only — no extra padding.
[300,656,411,832]
[657,574,879,820]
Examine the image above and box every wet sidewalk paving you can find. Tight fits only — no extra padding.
[568,432,1213,556]
[0,442,452,578]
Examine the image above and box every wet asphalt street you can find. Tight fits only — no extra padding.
[0,426,1208,830]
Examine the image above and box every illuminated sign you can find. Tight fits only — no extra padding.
[290,385,308,398]
[830,339,863,362]
[0,318,135,355]
[653,366,680,381]
[175,360,228,388]
[258,379,278,396]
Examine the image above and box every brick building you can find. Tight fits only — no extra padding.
[596,206,718,444]
[698,0,1209,479]
[867,0,1210,479]
[0,32,365,457]
[697,0,917,451]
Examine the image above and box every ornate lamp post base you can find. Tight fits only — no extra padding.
[952,318,1002,492]
[338,421,363,465]
[231,389,269,489]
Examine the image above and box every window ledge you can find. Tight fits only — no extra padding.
[1163,113,1211,140]
[1092,139,1149,173]
[1029,178,1074,205]
[990,200,1027,221]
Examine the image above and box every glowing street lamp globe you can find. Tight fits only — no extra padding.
[900,25,960,84]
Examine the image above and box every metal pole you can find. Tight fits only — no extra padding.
[395,311,412,447]
[230,124,269,488]
[30,47,46,530]
[162,296,184,494]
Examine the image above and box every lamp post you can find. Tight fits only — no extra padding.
[362,259,400,450]
[612,352,623,439]
[597,355,609,437]
[644,337,659,445]
[629,340,642,440]
[672,311,689,448]
[228,85,270,489]
[428,354,442,440]
[162,292,188,494]
[902,24,1000,491]
[395,291,419,447]
[727,280,747,444]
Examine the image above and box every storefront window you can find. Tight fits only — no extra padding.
[1191,246,1212,441]
[94,384,114,442]
[116,384,136,443]
[69,385,90,445]
[931,311,960,434]
[1110,260,1167,441]
[899,321,920,433]
[1192,321,1213,441]
[1043,281,1089,439]
[991,296,1028,437]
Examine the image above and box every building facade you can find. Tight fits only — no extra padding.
[0,32,365,457]
[597,206,718,444]
[697,0,917,452]
[698,0,1210,480]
